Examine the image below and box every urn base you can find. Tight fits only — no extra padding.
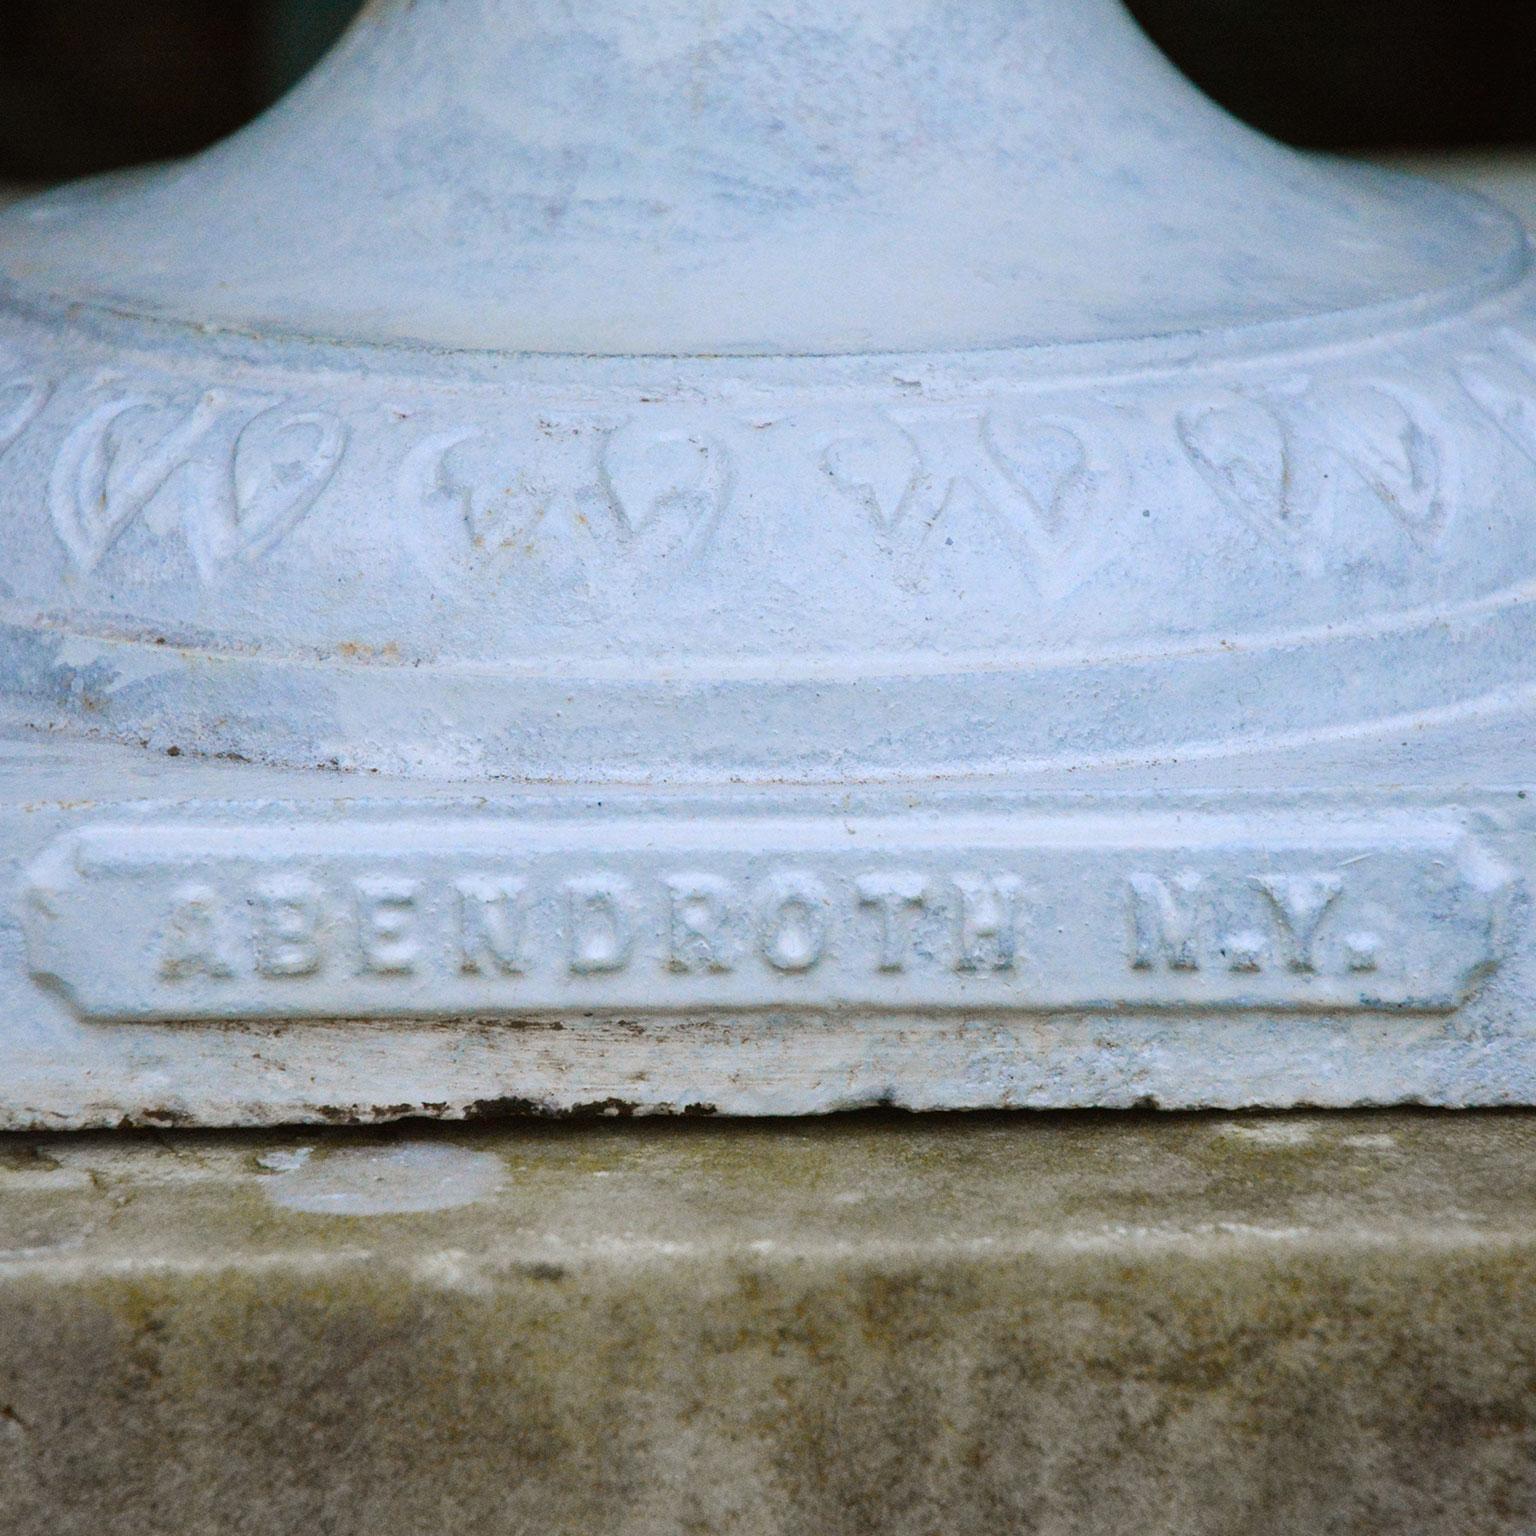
[3,699,1533,1127]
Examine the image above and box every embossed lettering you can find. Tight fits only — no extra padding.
[757,872,830,973]
[1221,929,1267,973]
[857,872,928,973]
[567,876,633,975]
[666,874,737,974]
[1345,932,1382,973]
[954,875,1023,973]
[355,877,421,976]
[456,876,527,976]
[252,876,325,978]
[1256,873,1343,973]
[23,820,1505,1022]
[1128,872,1204,972]
[158,883,237,981]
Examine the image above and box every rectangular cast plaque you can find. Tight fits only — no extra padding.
[22,813,1506,1022]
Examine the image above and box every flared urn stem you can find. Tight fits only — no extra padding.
[0,0,1506,355]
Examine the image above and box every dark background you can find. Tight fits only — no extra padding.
[0,0,1524,185]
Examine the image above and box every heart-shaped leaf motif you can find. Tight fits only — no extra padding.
[399,427,480,529]
[1460,352,1536,466]
[48,393,219,571]
[1177,396,1301,549]
[0,374,49,460]
[1320,384,1444,542]
[982,415,1093,540]
[228,407,346,560]
[976,412,1116,593]
[602,424,732,563]
[48,396,156,570]
[400,427,573,562]
[822,419,920,530]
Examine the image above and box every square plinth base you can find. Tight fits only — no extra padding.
[3,709,1536,1123]
[1,1111,1534,1536]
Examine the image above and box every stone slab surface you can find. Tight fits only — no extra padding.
[0,1110,1534,1534]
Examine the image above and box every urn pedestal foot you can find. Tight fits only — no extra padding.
[3,711,1533,1127]
[3,0,1534,1116]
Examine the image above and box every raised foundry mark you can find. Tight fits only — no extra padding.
[457,875,527,976]
[756,871,832,973]
[1129,871,1359,976]
[856,872,928,973]
[22,818,1507,1021]
[566,875,635,975]
[45,387,344,574]
[124,863,1463,997]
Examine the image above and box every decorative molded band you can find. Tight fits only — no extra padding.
[5,318,1536,590]
[5,284,1536,777]
[24,814,1508,1022]
[5,582,1536,780]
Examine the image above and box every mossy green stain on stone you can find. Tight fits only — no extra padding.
[0,1112,1533,1533]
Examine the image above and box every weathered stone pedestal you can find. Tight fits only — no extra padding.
[2,1112,1533,1535]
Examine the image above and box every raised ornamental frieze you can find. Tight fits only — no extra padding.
[1459,343,1536,468]
[821,418,921,532]
[601,423,735,566]
[821,410,1122,592]
[0,328,1532,589]
[981,410,1122,594]
[42,384,345,575]
[48,390,226,570]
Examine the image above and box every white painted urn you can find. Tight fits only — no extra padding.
[0,0,1531,1125]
